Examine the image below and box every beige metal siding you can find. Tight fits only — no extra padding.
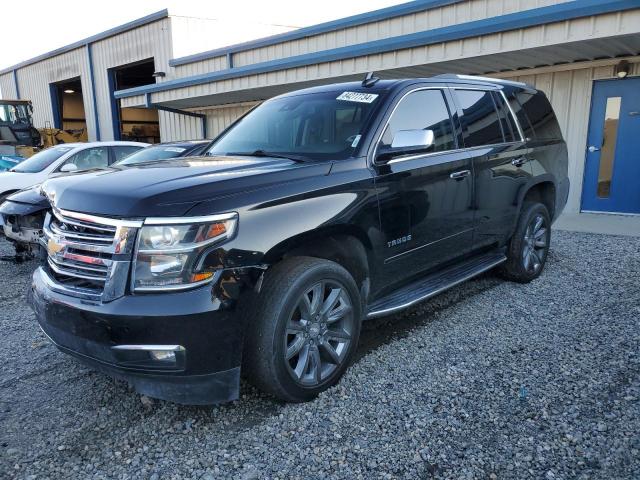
[0,73,18,98]
[157,102,258,142]
[228,0,572,68]
[90,17,173,140]
[158,110,202,141]
[150,9,640,107]
[5,48,97,138]
[199,102,258,139]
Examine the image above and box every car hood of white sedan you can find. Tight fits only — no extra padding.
[0,171,44,194]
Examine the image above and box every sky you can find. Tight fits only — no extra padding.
[1,0,405,69]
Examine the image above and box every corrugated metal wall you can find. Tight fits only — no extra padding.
[0,73,18,98]
[90,17,173,141]
[197,102,258,139]
[231,0,569,68]
[155,8,640,107]
[0,48,96,137]
[173,0,571,78]
[156,102,258,142]
[503,62,640,214]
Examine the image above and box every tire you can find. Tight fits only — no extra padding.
[499,201,551,283]
[243,256,362,402]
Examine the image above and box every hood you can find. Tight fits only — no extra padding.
[5,185,49,207]
[42,155,330,217]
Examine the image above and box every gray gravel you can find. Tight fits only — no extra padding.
[1,231,639,479]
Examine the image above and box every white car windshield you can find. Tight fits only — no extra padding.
[11,146,75,173]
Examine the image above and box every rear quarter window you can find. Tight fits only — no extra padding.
[512,91,563,141]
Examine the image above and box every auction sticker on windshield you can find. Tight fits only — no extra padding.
[336,92,379,103]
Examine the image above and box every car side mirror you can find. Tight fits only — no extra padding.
[59,163,78,172]
[377,129,435,162]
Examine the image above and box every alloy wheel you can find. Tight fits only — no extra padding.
[284,280,354,387]
[522,214,548,274]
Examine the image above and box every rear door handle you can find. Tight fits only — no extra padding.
[450,170,471,180]
[511,156,528,167]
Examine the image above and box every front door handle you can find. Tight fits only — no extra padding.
[511,156,528,167]
[450,170,471,180]
[588,145,601,153]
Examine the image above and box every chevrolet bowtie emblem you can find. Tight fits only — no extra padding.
[47,238,64,256]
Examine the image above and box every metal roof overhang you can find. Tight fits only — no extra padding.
[115,0,640,110]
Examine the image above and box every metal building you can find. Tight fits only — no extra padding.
[1,0,639,215]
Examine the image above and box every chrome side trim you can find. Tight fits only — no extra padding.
[144,212,237,225]
[366,255,507,319]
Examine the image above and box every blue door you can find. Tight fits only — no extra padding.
[582,78,640,214]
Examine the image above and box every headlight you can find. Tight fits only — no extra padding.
[133,213,237,291]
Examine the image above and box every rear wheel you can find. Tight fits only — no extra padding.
[499,202,551,283]
[243,257,362,402]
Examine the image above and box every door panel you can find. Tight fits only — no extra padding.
[373,88,474,297]
[471,144,533,248]
[582,78,640,214]
[450,87,533,250]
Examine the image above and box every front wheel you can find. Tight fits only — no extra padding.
[243,257,362,402]
[499,202,551,283]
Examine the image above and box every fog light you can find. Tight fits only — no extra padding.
[150,350,176,362]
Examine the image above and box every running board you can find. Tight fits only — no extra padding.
[366,251,507,319]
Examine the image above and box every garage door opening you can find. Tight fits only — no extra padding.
[50,78,87,132]
[109,59,160,143]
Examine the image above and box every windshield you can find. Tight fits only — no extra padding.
[0,103,30,124]
[115,145,190,165]
[206,90,384,161]
[11,146,74,173]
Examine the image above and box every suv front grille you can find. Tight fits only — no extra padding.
[42,208,142,301]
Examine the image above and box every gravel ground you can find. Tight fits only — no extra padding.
[0,231,639,480]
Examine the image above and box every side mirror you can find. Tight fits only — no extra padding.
[59,163,78,172]
[377,129,435,162]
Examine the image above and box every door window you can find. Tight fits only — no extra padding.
[379,89,455,152]
[112,145,144,163]
[597,97,621,198]
[455,90,504,147]
[63,147,110,170]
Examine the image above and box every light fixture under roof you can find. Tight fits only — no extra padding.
[614,60,630,79]
[63,89,75,94]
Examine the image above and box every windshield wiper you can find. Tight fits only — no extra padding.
[224,150,310,163]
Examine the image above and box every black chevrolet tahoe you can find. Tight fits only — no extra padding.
[29,75,569,405]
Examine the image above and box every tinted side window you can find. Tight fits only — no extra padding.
[455,90,504,147]
[380,89,455,152]
[492,91,519,142]
[518,91,563,140]
[112,146,144,162]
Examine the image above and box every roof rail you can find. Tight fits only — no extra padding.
[434,74,534,90]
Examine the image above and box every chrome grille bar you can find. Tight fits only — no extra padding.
[42,208,142,301]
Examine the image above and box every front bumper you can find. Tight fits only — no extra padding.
[28,266,248,405]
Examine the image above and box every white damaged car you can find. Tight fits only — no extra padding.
[0,141,148,202]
